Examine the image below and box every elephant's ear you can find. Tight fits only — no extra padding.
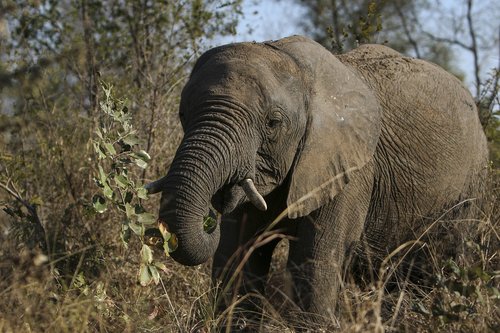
[269,36,381,219]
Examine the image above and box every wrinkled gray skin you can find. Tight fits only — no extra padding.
[148,36,488,324]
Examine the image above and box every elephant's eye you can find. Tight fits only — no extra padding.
[266,111,283,129]
[267,118,282,129]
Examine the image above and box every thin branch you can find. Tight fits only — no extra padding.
[485,26,500,110]
[80,0,99,117]
[394,1,421,58]
[0,180,47,251]
[423,31,473,51]
[466,0,481,98]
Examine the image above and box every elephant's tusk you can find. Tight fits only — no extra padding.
[240,179,267,211]
[144,177,167,194]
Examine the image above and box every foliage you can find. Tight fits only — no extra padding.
[91,83,180,286]
[412,259,499,329]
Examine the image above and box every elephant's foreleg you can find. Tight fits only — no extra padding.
[287,165,374,326]
[212,206,279,316]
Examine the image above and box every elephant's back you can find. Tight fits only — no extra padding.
[340,44,487,195]
[341,44,488,248]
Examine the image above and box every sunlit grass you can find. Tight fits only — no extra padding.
[1,176,498,332]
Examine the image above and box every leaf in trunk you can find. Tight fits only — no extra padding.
[159,222,178,254]
[164,233,178,254]
[203,213,217,233]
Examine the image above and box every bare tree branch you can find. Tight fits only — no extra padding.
[394,1,421,58]
[423,31,473,51]
[466,0,481,97]
[0,180,47,251]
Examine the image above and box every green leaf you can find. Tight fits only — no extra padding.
[137,212,156,225]
[164,233,178,254]
[123,134,141,146]
[98,165,107,184]
[121,222,131,246]
[148,265,160,285]
[136,150,151,161]
[115,174,129,188]
[129,222,144,236]
[158,223,177,255]
[137,187,148,200]
[134,158,148,169]
[203,214,217,233]
[139,263,152,286]
[154,262,168,273]
[103,182,114,199]
[125,203,135,218]
[468,266,491,282]
[104,142,116,155]
[94,142,106,159]
[446,260,462,277]
[140,244,153,264]
[95,128,103,139]
[92,195,107,213]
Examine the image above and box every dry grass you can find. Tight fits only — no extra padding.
[1,177,498,333]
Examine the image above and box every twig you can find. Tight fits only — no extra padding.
[0,180,47,251]
[466,0,481,97]
[395,1,421,58]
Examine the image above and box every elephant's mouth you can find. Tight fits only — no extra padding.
[211,178,268,214]
[211,183,246,214]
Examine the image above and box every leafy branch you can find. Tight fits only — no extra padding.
[91,83,177,286]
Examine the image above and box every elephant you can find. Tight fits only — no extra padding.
[146,35,488,327]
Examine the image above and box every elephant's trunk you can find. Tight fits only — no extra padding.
[155,125,236,266]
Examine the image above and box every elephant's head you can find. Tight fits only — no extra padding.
[146,36,381,266]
